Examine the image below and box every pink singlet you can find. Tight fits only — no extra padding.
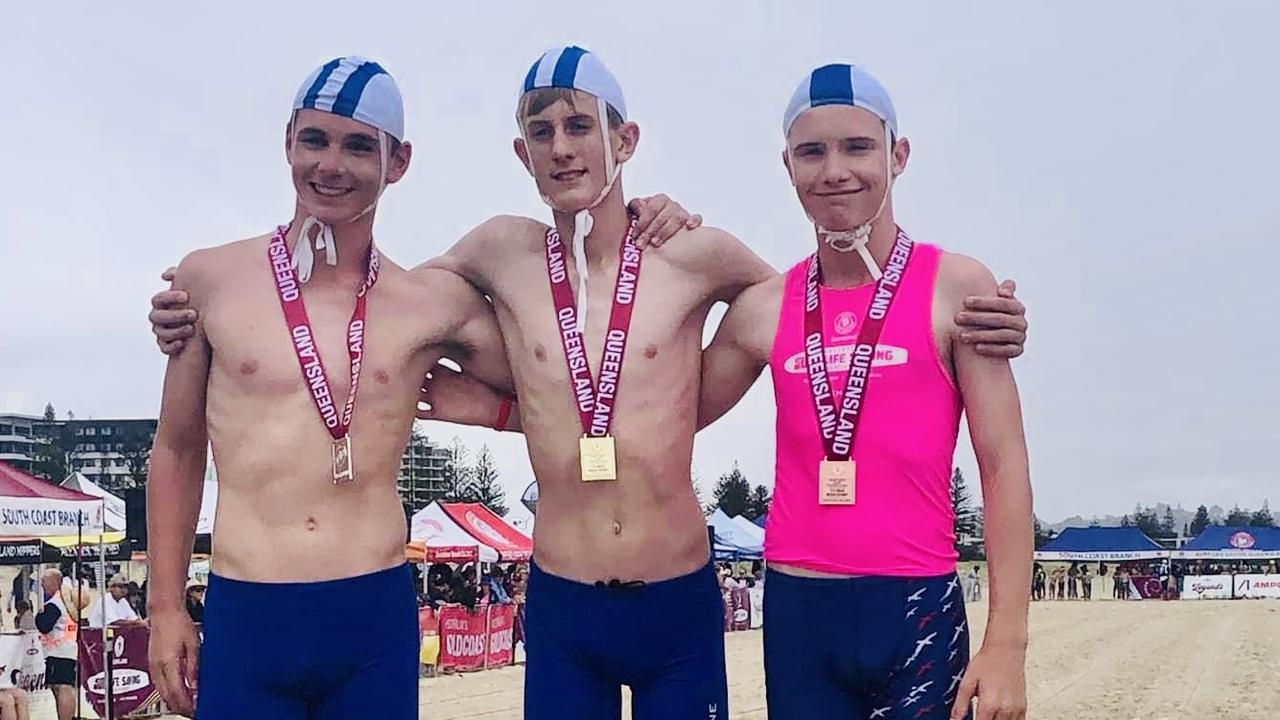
[765,241,961,576]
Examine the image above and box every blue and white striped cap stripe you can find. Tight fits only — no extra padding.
[783,63,897,137]
[519,46,627,120]
[293,56,405,141]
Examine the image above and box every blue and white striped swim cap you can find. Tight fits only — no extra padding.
[293,56,405,141]
[783,64,897,138]
[519,46,627,120]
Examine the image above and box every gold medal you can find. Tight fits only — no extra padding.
[579,436,618,482]
[818,460,856,505]
[332,435,355,484]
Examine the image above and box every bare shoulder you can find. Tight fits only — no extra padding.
[173,234,269,298]
[429,215,549,287]
[455,214,548,257]
[405,265,486,302]
[935,251,999,351]
[651,225,749,271]
[937,251,998,298]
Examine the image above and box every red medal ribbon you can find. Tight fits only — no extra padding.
[544,217,642,437]
[803,228,914,460]
[267,224,380,443]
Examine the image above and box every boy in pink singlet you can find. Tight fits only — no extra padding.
[693,64,1032,720]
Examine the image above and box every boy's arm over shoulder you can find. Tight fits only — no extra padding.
[940,252,1033,720]
[409,267,515,394]
[419,215,548,292]
[657,225,778,303]
[696,272,784,429]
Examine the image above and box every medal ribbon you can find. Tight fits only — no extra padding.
[545,217,642,437]
[268,224,379,443]
[803,228,914,460]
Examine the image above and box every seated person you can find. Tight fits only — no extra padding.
[87,575,141,629]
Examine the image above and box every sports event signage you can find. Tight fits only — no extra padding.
[437,604,518,672]
[0,633,46,691]
[1180,575,1233,600]
[79,625,159,718]
[1234,574,1280,599]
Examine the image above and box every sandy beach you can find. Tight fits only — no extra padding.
[418,598,1280,720]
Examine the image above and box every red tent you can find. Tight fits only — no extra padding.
[439,503,533,562]
[0,461,104,536]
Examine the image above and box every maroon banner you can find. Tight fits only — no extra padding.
[1129,575,1172,599]
[78,625,159,718]
[722,588,751,631]
[425,545,479,564]
[485,604,515,668]
[438,605,488,672]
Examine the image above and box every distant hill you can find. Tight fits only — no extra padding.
[1046,503,1227,536]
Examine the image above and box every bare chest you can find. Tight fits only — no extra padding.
[202,272,439,408]
[491,253,709,412]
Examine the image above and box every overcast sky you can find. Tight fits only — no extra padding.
[2,2,1276,523]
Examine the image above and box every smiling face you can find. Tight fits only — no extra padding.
[285,109,411,223]
[514,88,636,212]
[783,105,909,231]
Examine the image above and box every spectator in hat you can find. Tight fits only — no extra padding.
[87,574,141,628]
[185,578,207,624]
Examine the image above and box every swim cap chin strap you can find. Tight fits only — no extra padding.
[522,94,621,333]
[291,126,391,283]
[790,123,894,280]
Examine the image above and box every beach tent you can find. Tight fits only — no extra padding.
[1034,526,1166,561]
[0,461,105,536]
[503,503,535,539]
[731,515,765,546]
[60,472,127,532]
[409,501,498,564]
[1172,526,1280,560]
[438,503,533,562]
[708,509,763,559]
[0,462,109,712]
